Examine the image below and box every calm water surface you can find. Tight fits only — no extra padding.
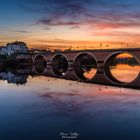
[0,75,140,140]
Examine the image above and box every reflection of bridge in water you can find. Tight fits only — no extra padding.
[15,48,140,88]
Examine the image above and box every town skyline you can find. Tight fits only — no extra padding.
[0,0,140,50]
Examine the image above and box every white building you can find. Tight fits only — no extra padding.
[1,47,7,55]
[0,41,28,56]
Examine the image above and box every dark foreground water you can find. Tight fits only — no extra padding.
[0,75,140,140]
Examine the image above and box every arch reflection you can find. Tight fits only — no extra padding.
[33,65,47,74]
[74,53,97,80]
[105,52,140,84]
[51,54,68,76]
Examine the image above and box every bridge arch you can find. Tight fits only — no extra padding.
[104,51,140,85]
[73,52,98,81]
[51,53,69,76]
[32,54,47,64]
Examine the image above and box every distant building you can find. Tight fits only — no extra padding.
[29,48,39,53]
[64,49,72,52]
[29,48,52,53]
[1,47,7,55]
[0,41,28,56]
[54,49,62,53]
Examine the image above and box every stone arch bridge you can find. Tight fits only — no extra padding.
[16,48,140,88]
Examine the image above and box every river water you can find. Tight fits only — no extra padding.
[0,67,140,140]
[0,51,140,140]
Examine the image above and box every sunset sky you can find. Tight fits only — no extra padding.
[0,0,140,50]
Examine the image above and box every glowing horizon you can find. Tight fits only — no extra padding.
[0,0,140,50]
